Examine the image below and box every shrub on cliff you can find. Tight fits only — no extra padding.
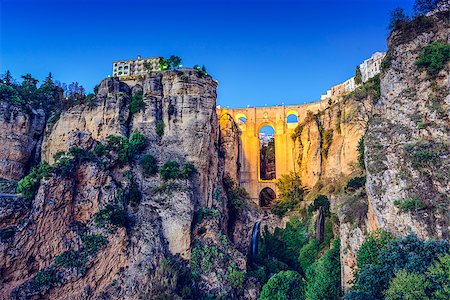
[415,40,450,75]
[160,161,180,180]
[140,154,158,176]
[346,176,366,191]
[259,270,305,300]
[16,162,52,200]
[94,204,129,229]
[156,120,165,137]
[129,90,145,114]
[106,130,146,164]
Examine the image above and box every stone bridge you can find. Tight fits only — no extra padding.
[219,100,328,206]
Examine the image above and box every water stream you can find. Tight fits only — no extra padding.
[249,221,261,256]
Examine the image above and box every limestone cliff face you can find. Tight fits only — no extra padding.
[1,71,247,299]
[294,96,368,190]
[41,79,131,164]
[365,10,449,240]
[0,102,45,180]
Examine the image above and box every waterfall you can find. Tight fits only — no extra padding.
[315,206,324,243]
[249,221,261,257]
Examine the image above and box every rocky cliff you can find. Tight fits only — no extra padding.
[365,10,449,240]
[0,70,250,299]
[0,102,45,181]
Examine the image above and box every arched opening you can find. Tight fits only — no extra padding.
[286,114,298,123]
[238,116,247,125]
[235,113,247,126]
[259,125,275,181]
[259,187,276,208]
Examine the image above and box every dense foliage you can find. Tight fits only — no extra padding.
[140,154,158,176]
[259,270,305,300]
[346,232,449,300]
[129,90,145,113]
[272,172,304,217]
[305,239,341,300]
[415,40,450,75]
[16,162,51,200]
[1,71,88,115]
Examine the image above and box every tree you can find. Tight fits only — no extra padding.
[259,270,305,300]
[355,66,362,85]
[426,254,450,300]
[298,239,319,274]
[384,270,429,300]
[414,0,439,15]
[43,72,54,87]
[305,239,341,300]
[168,55,182,69]
[389,8,409,31]
[415,40,450,75]
[1,70,13,85]
[159,57,170,70]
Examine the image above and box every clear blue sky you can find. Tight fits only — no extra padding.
[1,0,414,108]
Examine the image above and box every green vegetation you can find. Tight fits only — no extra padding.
[345,233,449,300]
[415,40,450,75]
[227,268,245,292]
[259,270,305,300]
[1,71,88,115]
[357,136,365,170]
[307,195,330,217]
[414,0,443,15]
[389,8,410,31]
[355,66,362,85]
[140,154,158,176]
[347,74,380,102]
[223,175,248,210]
[320,127,334,158]
[381,55,393,70]
[384,270,429,300]
[193,65,209,77]
[16,162,51,200]
[55,234,107,274]
[32,268,59,289]
[93,204,129,229]
[0,227,16,241]
[305,239,341,300]
[346,176,366,191]
[190,242,224,278]
[156,120,165,137]
[129,90,145,114]
[160,161,180,180]
[106,130,146,164]
[160,160,196,181]
[272,172,304,217]
[82,234,108,255]
[298,240,319,273]
[128,179,141,208]
[158,55,182,71]
[393,197,426,212]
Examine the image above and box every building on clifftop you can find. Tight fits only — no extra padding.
[112,55,160,79]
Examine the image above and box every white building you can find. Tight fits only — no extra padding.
[112,55,160,78]
[320,51,385,100]
[359,52,385,83]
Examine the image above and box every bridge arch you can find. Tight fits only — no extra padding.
[259,187,276,208]
[258,124,276,182]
